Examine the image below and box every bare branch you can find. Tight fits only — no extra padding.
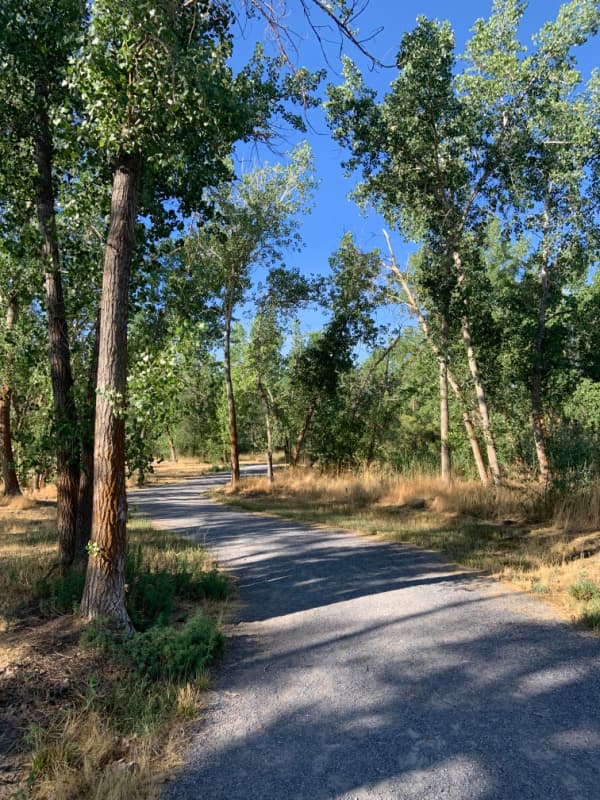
[245,0,390,70]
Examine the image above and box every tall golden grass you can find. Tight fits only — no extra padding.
[230,466,600,529]
[223,466,600,630]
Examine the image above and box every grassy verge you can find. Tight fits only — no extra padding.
[218,468,600,632]
[0,497,232,799]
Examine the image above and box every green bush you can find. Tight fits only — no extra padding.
[568,578,600,602]
[127,566,175,630]
[173,566,231,601]
[124,545,232,630]
[83,611,224,682]
[580,598,600,630]
[36,566,86,614]
[126,612,224,681]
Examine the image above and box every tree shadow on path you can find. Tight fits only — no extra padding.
[131,479,600,800]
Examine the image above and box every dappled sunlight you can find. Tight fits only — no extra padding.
[134,471,600,799]
[222,467,600,631]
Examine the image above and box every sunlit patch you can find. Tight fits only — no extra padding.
[516,665,586,697]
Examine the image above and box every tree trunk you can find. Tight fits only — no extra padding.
[452,251,501,486]
[166,427,178,464]
[34,79,80,569]
[75,316,100,560]
[257,378,274,484]
[291,398,317,467]
[446,371,489,485]
[80,153,140,631]
[0,295,22,496]
[382,233,488,484]
[439,318,451,484]
[223,304,240,484]
[531,205,552,483]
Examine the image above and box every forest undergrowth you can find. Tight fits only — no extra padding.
[222,467,600,632]
[0,496,232,800]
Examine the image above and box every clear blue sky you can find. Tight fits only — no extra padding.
[231,0,599,334]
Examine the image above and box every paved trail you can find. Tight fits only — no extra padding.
[131,473,600,800]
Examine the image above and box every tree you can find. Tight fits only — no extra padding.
[327,0,600,485]
[0,0,87,567]
[0,289,21,496]
[249,310,282,482]
[286,235,381,466]
[76,0,282,627]
[247,268,312,480]
[184,144,316,484]
[383,232,488,484]
[462,0,599,480]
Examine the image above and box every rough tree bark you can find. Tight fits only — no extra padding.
[166,426,178,464]
[223,298,240,485]
[290,398,317,467]
[75,315,100,560]
[439,317,451,484]
[80,153,141,630]
[0,295,22,496]
[452,250,501,486]
[34,79,80,568]
[446,371,489,485]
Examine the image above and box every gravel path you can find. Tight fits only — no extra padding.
[130,472,600,800]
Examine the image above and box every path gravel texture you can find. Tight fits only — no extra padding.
[130,471,600,800]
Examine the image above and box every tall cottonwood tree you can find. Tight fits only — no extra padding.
[462,0,599,481]
[0,0,87,566]
[287,234,380,466]
[382,232,488,484]
[75,0,282,627]
[184,144,315,484]
[327,0,600,486]
[0,287,21,496]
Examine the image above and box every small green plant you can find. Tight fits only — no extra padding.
[124,545,232,630]
[568,578,600,602]
[26,724,80,782]
[531,580,549,595]
[83,611,224,682]
[35,566,86,614]
[580,598,600,630]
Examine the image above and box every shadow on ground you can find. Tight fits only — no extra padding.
[131,477,600,800]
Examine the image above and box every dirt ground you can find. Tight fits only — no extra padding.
[0,496,80,794]
[0,614,100,797]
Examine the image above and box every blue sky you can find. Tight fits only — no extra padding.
[230,0,599,335]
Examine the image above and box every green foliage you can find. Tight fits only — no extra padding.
[83,610,223,682]
[33,534,231,630]
[125,544,232,631]
[72,0,237,197]
[568,578,600,602]
[326,1,600,481]
[125,612,224,681]
[35,566,86,615]
[581,599,600,630]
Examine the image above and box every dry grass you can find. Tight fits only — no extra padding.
[221,467,600,632]
[26,710,160,800]
[126,457,215,488]
[0,499,57,626]
[0,499,227,799]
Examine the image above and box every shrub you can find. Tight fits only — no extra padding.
[36,566,86,614]
[124,545,232,630]
[568,579,600,602]
[83,611,224,682]
[126,612,224,681]
[581,598,600,630]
